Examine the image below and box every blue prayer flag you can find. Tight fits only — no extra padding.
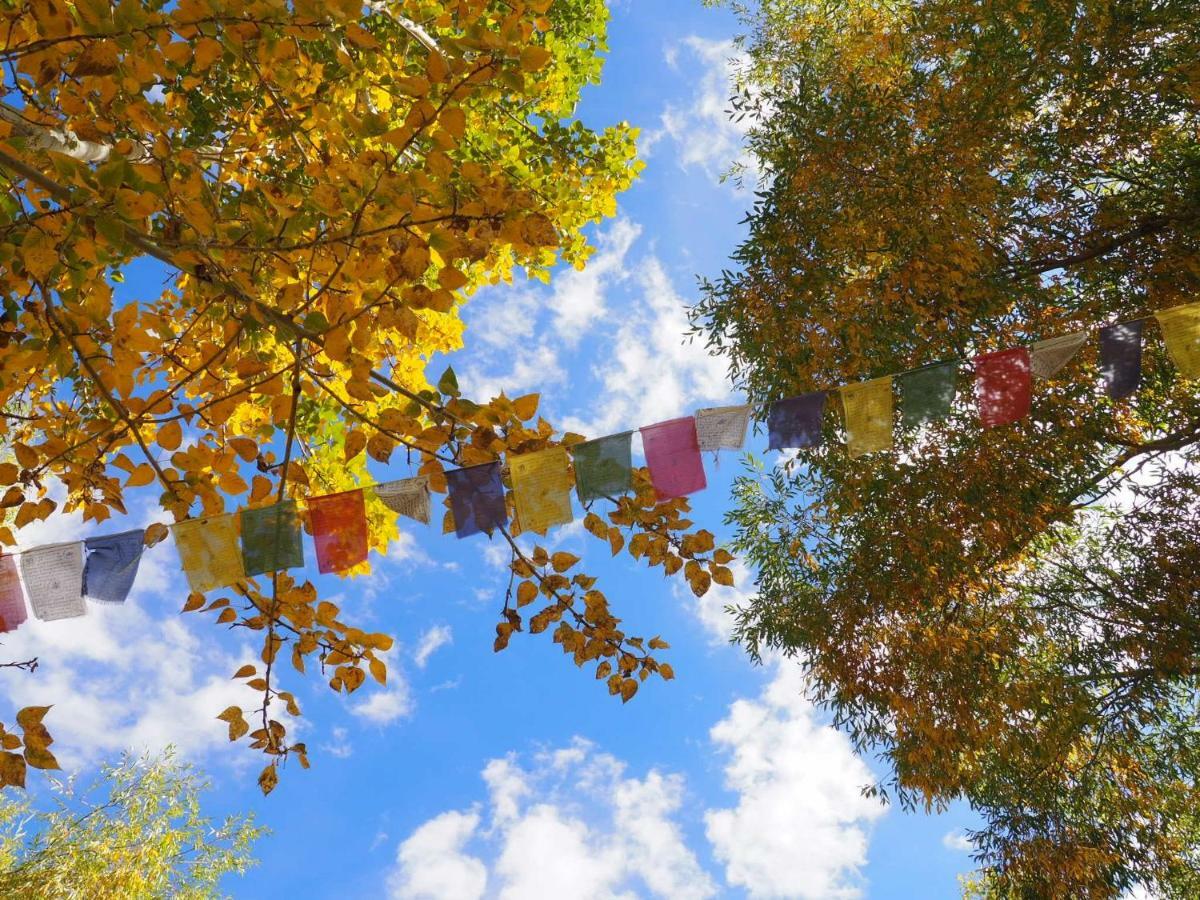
[83,529,145,604]
[446,462,507,538]
[767,392,827,450]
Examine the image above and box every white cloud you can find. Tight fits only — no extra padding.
[563,254,733,436]
[323,726,354,759]
[389,668,884,900]
[942,830,973,852]
[0,503,259,769]
[550,217,641,341]
[458,219,642,403]
[388,738,716,899]
[0,597,252,769]
[452,214,736,440]
[413,625,453,669]
[389,810,488,900]
[655,37,757,181]
[387,530,437,567]
[676,557,756,645]
[705,660,885,899]
[352,651,414,725]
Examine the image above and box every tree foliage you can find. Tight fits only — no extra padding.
[0,0,732,791]
[0,749,263,898]
[695,0,1200,895]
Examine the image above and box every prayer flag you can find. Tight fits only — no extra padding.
[1100,321,1143,400]
[510,447,574,533]
[974,348,1032,428]
[83,529,144,603]
[19,542,85,621]
[767,392,826,450]
[640,417,706,501]
[1155,302,1200,378]
[240,501,304,577]
[172,514,245,593]
[0,555,27,633]
[309,490,368,575]
[446,462,507,539]
[374,476,431,524]
[571,432,633,503]
[840,377,894,458]
[897,362,957,428]
[1030,332,1087,379]
[695,405,752,451]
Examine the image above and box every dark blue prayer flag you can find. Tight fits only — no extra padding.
[83,529,145,603]
[767,392,827,450]
[446,462,507,538]
[1100,321,1143,400]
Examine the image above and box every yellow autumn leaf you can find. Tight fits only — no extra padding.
[155,420,182,450]
[125,464,156,488]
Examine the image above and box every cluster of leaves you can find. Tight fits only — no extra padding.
[0,707,58,789]
[697,0,1200,895]
[0,749,263,897]
[0,0,732,792]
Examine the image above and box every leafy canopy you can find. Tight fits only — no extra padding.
[695,0,1200,895]
[0,0,734,792]
[0,749,263,898]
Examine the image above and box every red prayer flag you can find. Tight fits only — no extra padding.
[974,348,1032,428]
[309,490,369,574]
[640,417,706,501]
[0,555,27,633]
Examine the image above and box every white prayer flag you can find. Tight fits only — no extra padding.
[374,476,432,525]
[695,405,752,451]
[1030,332,1088,379]
[19,541,86,621]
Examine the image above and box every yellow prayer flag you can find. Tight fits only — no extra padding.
[1155,302,1200,378]
[172,513,246,593]
[509,447,574,534]
[840,376,894,458]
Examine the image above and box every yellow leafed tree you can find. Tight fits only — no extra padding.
[0,0,734,792]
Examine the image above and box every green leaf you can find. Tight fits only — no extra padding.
[437,365,459,397]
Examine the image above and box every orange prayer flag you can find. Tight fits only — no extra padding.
[309,490,369,575]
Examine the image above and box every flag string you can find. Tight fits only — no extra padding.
[1,300,1197,628]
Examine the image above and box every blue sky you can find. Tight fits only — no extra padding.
[2,2,982,896]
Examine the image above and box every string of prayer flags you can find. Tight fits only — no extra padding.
[975,348,1032,428]
[510,447,575,533]
[897,362,957,428]
[767,392,826,450]
[10,301,1199,621]
[446,462,507,538]
[172,514,245,593]
[571,432,633,503]
[695,405,752,451]
[309,490,368,575]
[1100,321,1144,399]
[840,377,894,458]
[240,501,304,577]
[82,529,144,603]
[375,476,432,525]
[1155,302,1200,378]
[19,542,85,621]
[1031,332,1088,379]
[0,555,27,633]
[640,417,706,501]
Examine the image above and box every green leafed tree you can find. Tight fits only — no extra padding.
[694,0,1200,895]
[0,749,263,898]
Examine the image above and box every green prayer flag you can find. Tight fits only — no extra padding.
[897,361,958,428]
[240,501,304,577]
[570,432,632,503]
